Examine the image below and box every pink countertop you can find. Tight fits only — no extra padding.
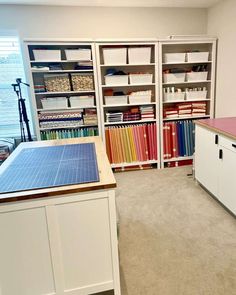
[196,117,236,140]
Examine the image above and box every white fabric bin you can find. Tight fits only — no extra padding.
[128,47,151,64]
[186,72,208,82]
[187,52,209,62]
[129,73,153,85]
[104,75,129,86]
[164,53,186,63]
[163,73,186,83]
[65,49,91,60]
[164,92,185,102]
[129,94,151,104]
[104,95,128,105]
[103,48,127,65]
[33,50,61,61]
[186,90,207,100]
[69,96,94,107]
[41,97,67,109]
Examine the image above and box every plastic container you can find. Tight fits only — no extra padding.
[164,92,185,102]
[186,90,207,100]
[128,47,151,64]
[129,73,153,85]
[187,52,209,62]
[104,75,129,86]
[33,49,61,61]
[69,95,94,107]
[65,49,91,60]
[41,97,67,109]
[71,73,94,91]
[164,53,186,63]
[186,72,208,82]
[129,93,151,104]
[163,73,186,83]
[44,74,71,92]
[103,47,127,65]
[104,95,128,105]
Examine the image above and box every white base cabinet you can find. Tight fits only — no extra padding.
[195,124,236,215]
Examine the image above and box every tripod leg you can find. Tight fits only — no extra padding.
[20,98,32,141]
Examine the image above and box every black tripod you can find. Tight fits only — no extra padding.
[12,78,32,142]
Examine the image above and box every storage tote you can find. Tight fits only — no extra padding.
[104,74,129,86]
[103,47,127,65]
[186,72,208,82]
[164,92,185,102]
[163,73,186,83]
[164,53,186,63]
[33,49,61,61]
[71,73,94,91]
[187,52,209,62]
[128,47,151,64]
[104,95,128,105]
[186,90,207,100]
[41,97,67,109]
[44,74,71,92]
[129,93,151,104]
[69,95,94,107]
[65,49,91,61]
[129,73,153,85]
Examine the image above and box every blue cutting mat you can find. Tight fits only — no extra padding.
[0,143,99,194]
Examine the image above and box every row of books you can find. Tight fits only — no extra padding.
[163,120,195,159]
[40,127,98,140]
[164,102,207,118]
[105,123,158,164]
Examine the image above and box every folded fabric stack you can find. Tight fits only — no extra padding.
[192,102,207,115]
[75,61,93,70]
[123,107,140,121]
[140,106,155,120]
[39,111,83,128]
[34,84,45,93]
[163,107,178,119]
[178,103,192,118]
[83,109,98,125]
[106,112,123,123]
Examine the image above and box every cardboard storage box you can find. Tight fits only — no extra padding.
[71,73,94,91]
[44,74,71,92]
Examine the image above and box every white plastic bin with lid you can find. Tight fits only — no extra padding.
[104,95,128,105]
[163,73,186,83]
[129,73,153,85]
[103,47,127,65]
[186,90,207,100]
[128,47,151,64]
[69,96,94,107]
[104,75,129,86]
[41,97,67,109]
[65,49,91,61]
[33,50,61,61]
[187,52,209,62]
[164,92,185,102]
[186,72,208,82]
[129,93,152,104]
[164,53,186,63]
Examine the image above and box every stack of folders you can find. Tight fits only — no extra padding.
[106,112,123,123]
[140,106,155,120]
[105,123,157,164]
[163,120,195,159]
[40,127,98,140]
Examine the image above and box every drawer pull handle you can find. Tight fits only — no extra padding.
[219,149,223,159]
[232,144,236,149]
[215,134,218,144]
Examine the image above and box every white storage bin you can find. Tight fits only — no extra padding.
[164,92,185,102]
[65,49,91,61]
[128,47,151,64]
[129,94,151,104]
[163,73,186,83]
[104,75,129,86]
[41,97,67,109]
[187,52,209,62]
[69,95,94,107]
[186,90,207,100]
[129,73,153,85]
[186,72,208,82]
[164,53,186,63]
[104,95,128,105]
[103,48,127,65]
[33,50,61,61]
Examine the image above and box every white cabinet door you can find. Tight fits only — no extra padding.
[218,147,236,214]
[195,125,219,197]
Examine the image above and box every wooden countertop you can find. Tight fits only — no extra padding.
[0,137,116,204]
[196,117,236,141]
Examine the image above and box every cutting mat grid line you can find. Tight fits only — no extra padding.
[0,143,99,194]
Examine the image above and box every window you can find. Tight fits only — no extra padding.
[0,36,33,138]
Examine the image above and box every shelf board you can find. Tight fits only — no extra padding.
[30,59,93,63]
[32,69,93,73]
[100,63,155,67]
[163,115,210,121]
[163,156,193,162]
[162,61,212,65]
[163,99,211,104]
[39,124,98,130]
[103,102,156,108]
[35,90,95,95]
[111,160,158,168]
[105,119,156,126]
[102,83,155,88]
[163,80,211,85]
[37,106,96,111]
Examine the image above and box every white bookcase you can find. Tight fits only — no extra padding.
[23,40,101,140]
[158,37,217,168]
[95,41,160,169]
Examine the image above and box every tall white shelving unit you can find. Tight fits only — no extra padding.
[95,40,160,170]
[158,37,217,168]
[23,39,101,140]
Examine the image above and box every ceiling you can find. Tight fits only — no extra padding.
[0,0,222,8]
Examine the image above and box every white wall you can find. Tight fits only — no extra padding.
[0,5,207,39]
[208,0,236,118]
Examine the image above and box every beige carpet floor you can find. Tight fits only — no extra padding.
[99,166,236,295]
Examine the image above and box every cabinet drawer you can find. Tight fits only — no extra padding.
[219,135,236,153]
